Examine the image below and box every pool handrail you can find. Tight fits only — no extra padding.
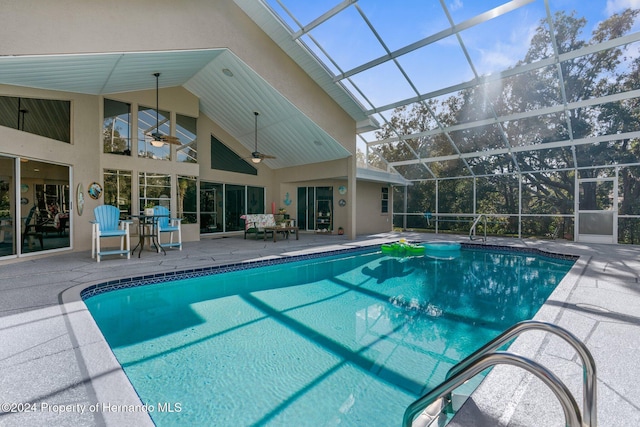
[403,320,597,427]
[402,351,582,427]
[446,320,596,427]
[469,214,487,242]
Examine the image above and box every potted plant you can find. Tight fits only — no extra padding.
[338,226,344,235]
[144,202,155,216]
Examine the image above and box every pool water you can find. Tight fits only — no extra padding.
[85,247,574,426]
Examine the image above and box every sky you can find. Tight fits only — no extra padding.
[265,0,640,149]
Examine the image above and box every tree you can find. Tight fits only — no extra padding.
[375,8,640,238]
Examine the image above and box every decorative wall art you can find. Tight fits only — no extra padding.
[88,182,103,200]
[76,183,85,216]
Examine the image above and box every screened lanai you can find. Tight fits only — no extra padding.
[251,0,640,244]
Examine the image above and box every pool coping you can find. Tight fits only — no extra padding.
[60,240,582,426]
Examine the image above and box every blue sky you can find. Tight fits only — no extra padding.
[268,0,639,106]
[266,0,639,150]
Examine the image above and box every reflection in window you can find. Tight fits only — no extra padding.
[176,114,197,163]
[198,183,265,233]
[0,96,71,143]
[104,169,132,218]
[0,156,15,257]
[138,106,170,160]
[225,184,245,232]
[200,182,223,234]
[20,160,70,254]
[103,99,131,155]
[139,172,171,213]
[247,186,265,214]
[178,175,197,224]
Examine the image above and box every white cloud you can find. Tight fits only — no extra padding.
[448,0,463,12]
[475,22,537,75]
[606,0,640,15]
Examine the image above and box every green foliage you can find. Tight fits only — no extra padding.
[379,8,640,240]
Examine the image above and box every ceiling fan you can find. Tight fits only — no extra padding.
[148,72,181,147]
[247,111,276,163]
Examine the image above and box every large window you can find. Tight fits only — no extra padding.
[178,175,197,224]
[0,96,71,143]
[138,106,170,160]
[200,182,223,234]
[103,99,131,155]
[199,182,265,234]
[103,169,132,218]
[139,172,171,213]
[176,114,197,163]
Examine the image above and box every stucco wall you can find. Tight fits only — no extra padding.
[355,182,393,235]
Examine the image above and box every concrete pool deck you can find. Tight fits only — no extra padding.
[1,232,639,426]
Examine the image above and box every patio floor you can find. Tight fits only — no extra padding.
[1,231,639,426]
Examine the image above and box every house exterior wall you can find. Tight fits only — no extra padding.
[0,0,384,259]
[355,182,393,235]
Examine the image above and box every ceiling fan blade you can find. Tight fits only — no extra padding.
[260,153,276,159]
[149,132,181,145]
[161,135,182,145]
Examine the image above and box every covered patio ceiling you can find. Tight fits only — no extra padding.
[0,48,374,173]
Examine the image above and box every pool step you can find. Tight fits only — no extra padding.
[411,393,469,427]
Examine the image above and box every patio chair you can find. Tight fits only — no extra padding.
[90,205,131,262]
[22,205,43,251]
[153,205,182,252]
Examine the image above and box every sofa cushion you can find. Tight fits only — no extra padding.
[240,214,277,231]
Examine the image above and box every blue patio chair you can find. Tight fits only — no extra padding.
[90,205,132,262]
[152,205,182,252]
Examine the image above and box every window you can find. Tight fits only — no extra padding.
[177,175,197,224]
[210,135,257,175]
[103,99,131,155]
[103,169,132,218]
[0,96,71,143]
[246,186,265,214]
[381,187,389,213]
[176,114,197,163]
[200,182,223,234]
[19,159,70,255]
[138,106,170,160]
[199,182,265,234]
[139,172,171,213]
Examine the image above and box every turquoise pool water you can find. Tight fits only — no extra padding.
[84,246,575,426]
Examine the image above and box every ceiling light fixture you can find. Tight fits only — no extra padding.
[252,111,262,164]
[222,68,234,77]
[150,72,165,147]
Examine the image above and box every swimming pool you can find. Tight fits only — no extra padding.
[83,244,575,426]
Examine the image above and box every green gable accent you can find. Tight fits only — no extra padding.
[210,135,257,175]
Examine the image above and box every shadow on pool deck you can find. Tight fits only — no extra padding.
[1,232,639,426]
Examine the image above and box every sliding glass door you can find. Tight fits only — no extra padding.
[0,156,71,258]
[0,156,15,257]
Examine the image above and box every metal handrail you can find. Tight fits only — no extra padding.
[403,320,597,427]
[469,214,487,241]
[446,320,596,427]
[403,352,582,427]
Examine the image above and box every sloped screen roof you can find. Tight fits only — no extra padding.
[264,0,640,182]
